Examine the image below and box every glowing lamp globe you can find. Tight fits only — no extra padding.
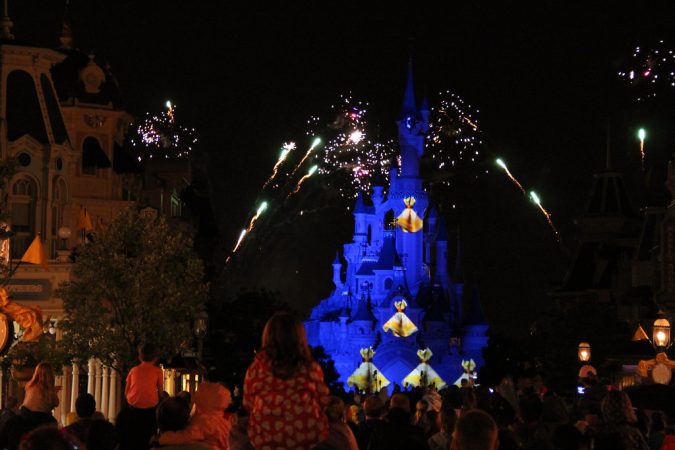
[653,318,671,349]
[578,342,591,362]
[57,227,72,240]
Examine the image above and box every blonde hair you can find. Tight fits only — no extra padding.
[25,362,56,398]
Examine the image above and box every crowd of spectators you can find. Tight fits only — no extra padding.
[1,312,673,450]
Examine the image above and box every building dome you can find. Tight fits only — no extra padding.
[51,49,123,107]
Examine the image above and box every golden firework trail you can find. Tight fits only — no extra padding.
[496,158,526,195]
[530,191,560,242]
[263,142,295,189]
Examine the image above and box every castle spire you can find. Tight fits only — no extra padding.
[400,55,418,119]
[59,0,73,49]
[1,0,14,40]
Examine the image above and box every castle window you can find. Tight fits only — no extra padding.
[17,153,32,167]
[82,136,111,175]
[367,224,372,244]
[40,74,69,144]
[384,278,393,290]
[6,70,48,143]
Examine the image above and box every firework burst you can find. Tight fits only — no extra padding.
[618,39,675,102]
[127,102,198,162]
[308,94,397,196]
[426,90,483,173]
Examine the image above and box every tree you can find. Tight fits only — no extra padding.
[57,209,208,375]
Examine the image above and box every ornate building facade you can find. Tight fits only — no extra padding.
[306,64,488,391]
[0,11,191,422]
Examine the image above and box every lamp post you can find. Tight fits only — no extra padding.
[653,318,671,351]
[577,341,596,382]
[578,342,591,363]
[193,311,208,362]
[634,314,675,384]
[57,227,72,262]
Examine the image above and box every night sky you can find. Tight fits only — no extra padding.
[11,2,675,334]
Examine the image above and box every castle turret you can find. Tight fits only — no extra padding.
[332,253,343,291]
[354,191,370,244]
[396,59,427,178]
[372,185,384,209]
[426,207,438,267]
[435,217,450,289]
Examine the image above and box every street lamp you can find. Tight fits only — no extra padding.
[194,311,208,361]
[578,342,591,362]
[57,227,71,250]
[634,315,675,384]
[653,318,671,350]
[56,227,72,262]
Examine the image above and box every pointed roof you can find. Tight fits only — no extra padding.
[584,170,635,216]
[352,296,376,322]
[374,231,402,270]
[333,252,341,265]
[397,56,422,122]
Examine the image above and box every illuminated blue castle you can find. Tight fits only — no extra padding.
[305,63,488,391]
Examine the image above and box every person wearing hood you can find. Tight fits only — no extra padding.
[158,382,233,450]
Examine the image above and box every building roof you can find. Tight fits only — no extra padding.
[352,296,376,322]
[51,48,123,108]
[355,260,379,276]
[584,170,635,217]
[397,58,423,123]
[373,231,402,270]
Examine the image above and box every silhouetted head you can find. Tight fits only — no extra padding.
[363,396,385,419]
[75,393,96,419]
[139,343,158,362]
[157,397,191,432]
[390,393,410,413]
[86,420,118,450]
[453,409,498,450]
[325,396,346,423]
[261,311,312,379]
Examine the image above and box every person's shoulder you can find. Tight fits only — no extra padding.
[251,351,270,367]
[308,360,324,374]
